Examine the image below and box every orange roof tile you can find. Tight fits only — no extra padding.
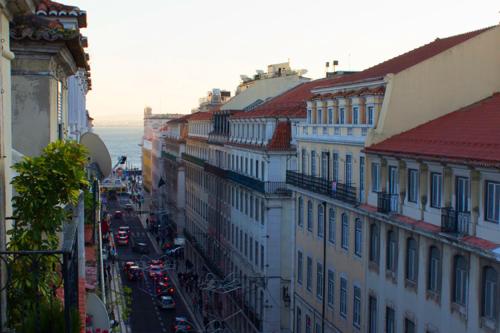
[267,121,292,151]
[365,93,500,168]
[188,110,216,121]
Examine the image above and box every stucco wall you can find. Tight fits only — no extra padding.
[371,25,500,145]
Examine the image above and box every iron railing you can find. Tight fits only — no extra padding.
[204,163,227,178]
[181,152,206,167]
[377,192,399,214]
[208,132,229,145]
[227,170,291,196]
[286,170,357,204]
[441,207,471,235]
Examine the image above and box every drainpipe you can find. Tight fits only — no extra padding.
[321,201,327,333]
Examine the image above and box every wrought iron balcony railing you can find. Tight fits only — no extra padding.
[441,207,471,236]
[227,170,291,196]
[208,132,229,145]
[181,152,206,167]
[286,170,357,204]
[377,191,399,214]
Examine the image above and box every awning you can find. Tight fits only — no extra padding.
[80,132,112,180]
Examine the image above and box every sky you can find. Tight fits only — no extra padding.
[69,0,499,126]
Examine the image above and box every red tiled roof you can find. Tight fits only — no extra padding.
[168,113,192,124]
[314,26,494,90]
[365,93,500,168]
[188,110,216,121]
[232,79,331,119]
[267,121,292,151]
[36,0,87,28]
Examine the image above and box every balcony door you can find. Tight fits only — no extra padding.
[455,176,470,233]
[388,166,399,211]
[321,152,330,181]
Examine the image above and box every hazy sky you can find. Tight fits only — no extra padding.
[70,0,499,126]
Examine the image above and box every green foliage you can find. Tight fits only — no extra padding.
[16,299,81,333]
[7,140,88,330]
[84,188,95,225]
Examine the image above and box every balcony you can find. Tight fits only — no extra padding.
[204,163,227,178]
[377,192,399,214]
[286,170,357,204]
[227,170,291,196]
[181,152,205,167]
[441,207,471,236]
[208,132,229,145]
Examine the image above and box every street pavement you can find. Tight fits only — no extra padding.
[108,199,194,333]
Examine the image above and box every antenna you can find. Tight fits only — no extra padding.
[333,60,339,72]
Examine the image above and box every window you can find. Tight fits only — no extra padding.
[345,155,352,185]
[317,109,323,124]
[369,224,380,264]
[321,152,329,180]
[301,149,307,173]
[245,193,248,215]
[408,169,419,203]
[250,195,254,218]
[307,109,312,123]
[353,106,359,124]
[306,257,313,291]
[339,107,345,124]
[256,160,259,178]
[314,322,321,333]
[311,151,317,177]
[386,307,395,333]
[428,246,441,293]
[371,163,380,192]
[340,277,347,317]
[307,201,313,232]
[260,245,264,270]
[255,197,259,221]
[316,263,323,299]
[406,238,418,283]
[297,251,303,285]
[341,214,349,250]
[404,318,415,333]
[235,227,239,248]
[328,108,333,124]
[367,106,375,126]
[327,270,334,307]
[430,173,442,208]
[368,296,377,333]
[328,208,336,243]
[250,158,254,176]
[317,205,324,238]
[296,307,302,333]
[453,255,468,306]
[485,181,500,223]
[298,197,304,227]
[249,237,253,261]
[244,233,248,256]
[332,153,339,181]
[483,266,497,319]
[360,156,365,201]
[355,219,362,257]
[255,241,259,266]
[305,315,311,333]
[57,81,64,140]
[353,286,361,327]
[386,231,397,273]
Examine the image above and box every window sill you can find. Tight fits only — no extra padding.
[480,317,497,331]
[385,270,397,284]
[425,290,440,304]
[450,302,467,321]
[404,279,417,293]
[368,261,379,273]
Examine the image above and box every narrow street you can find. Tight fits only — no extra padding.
[108,198,194,333]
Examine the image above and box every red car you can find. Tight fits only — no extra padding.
[115,231,129,245]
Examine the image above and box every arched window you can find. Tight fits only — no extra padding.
[453,255,468,305]
[354,219,362,257]
[307,201,313,232]
[341,214,349,249]
[317,205,324,237]
[297,197,304,227]
[427,246,441,293]
[369,224,379,263]
[406,238,418,282]
[483,266,497,319]
[328,208,336,244]
[386,231,397,272]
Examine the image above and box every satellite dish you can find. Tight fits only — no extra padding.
[80,132,112,179]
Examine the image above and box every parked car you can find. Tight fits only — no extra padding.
[123,261,136,273]
[124,203,134,212]
[158,295,175,310]
[173,317,194,332]
[131,236,150,254]
[156,281,175,296]
[115,231,129,246]
[118,226,131,236]
[127,266,143,281]
[113,210,123,219]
